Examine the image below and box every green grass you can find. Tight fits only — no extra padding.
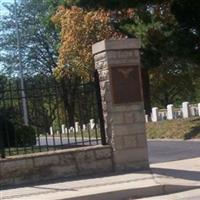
[146,117,200,139]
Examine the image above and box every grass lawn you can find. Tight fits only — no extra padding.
[146,117,200,139]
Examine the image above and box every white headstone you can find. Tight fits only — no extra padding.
[69,127,74,133]
[61,124,65,134]
[90,119,95,129]
[50,127,53,136]
[82,124,86,131]
[65,128,68,134]
[145,115,149,123]
[182,102,190,118]
[75,122,79,132]
[167,104,174,120]
[152,107,158,122]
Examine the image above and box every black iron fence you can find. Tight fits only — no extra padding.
[0,71,106,158]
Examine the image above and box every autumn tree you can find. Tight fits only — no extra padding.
[52,1,176,113]
[53,0,200,113]
[52,6,124,126]
[52,6,123,79]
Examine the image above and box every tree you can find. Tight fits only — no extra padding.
[170,0,200,103]
[110,1,200,109]
[171,0,200,63]
[62,0,170,10]
[52,6,124,126]
[0,0,59,76]
[150,62,197,107]
[53,1,181,113]
[43,0,200,109]
[52,6,123,79]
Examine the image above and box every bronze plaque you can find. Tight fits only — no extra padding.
[111,66,142,104]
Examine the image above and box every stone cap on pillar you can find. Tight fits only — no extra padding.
[92,39,141,55]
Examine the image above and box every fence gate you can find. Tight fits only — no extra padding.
[0,70,106,158]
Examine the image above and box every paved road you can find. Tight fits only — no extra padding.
[148,140,200,164]
[37,137,101,146]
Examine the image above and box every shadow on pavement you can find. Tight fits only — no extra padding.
[151,167,200,182]
[148,140,200,164]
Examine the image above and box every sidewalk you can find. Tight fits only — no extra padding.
[1,171,164,200]
[1,157,200,200]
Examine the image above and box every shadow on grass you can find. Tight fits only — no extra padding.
[184,124,200,139]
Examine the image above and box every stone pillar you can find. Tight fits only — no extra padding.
[92,39,149,171]
[167,104,174,120]
[151,107,158,122]
[182,102,189,118]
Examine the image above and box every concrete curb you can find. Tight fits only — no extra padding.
[138,188,200,200]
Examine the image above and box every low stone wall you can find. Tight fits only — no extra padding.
[0,145,113,188]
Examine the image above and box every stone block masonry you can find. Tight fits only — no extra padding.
[92,39,149,171]
[0,145,112,188]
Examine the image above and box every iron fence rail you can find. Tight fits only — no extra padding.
[0,72,106,158]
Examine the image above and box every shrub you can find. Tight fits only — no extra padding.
[15,125,36,147]
[0,115,16,148]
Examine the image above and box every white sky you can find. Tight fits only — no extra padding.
[0,0,13,16]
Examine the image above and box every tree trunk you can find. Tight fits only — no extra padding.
[141,67,152,115]
[61,78,79,128]
[66,105,75,127]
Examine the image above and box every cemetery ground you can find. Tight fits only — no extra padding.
[3,117,200,157]
[146,116,200,140]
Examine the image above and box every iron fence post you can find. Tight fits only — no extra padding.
[0,129,5,159]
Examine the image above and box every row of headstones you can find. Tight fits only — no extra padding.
[146,102,200,122]
[49,119,96,136]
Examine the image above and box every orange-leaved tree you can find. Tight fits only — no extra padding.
[52,6,123,80]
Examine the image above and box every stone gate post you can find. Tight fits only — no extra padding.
[92,39,149,171]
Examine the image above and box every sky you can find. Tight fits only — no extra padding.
[0,0,13,16]
[0,0,14,73]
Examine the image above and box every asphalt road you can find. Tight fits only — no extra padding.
[148,140,200,164]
